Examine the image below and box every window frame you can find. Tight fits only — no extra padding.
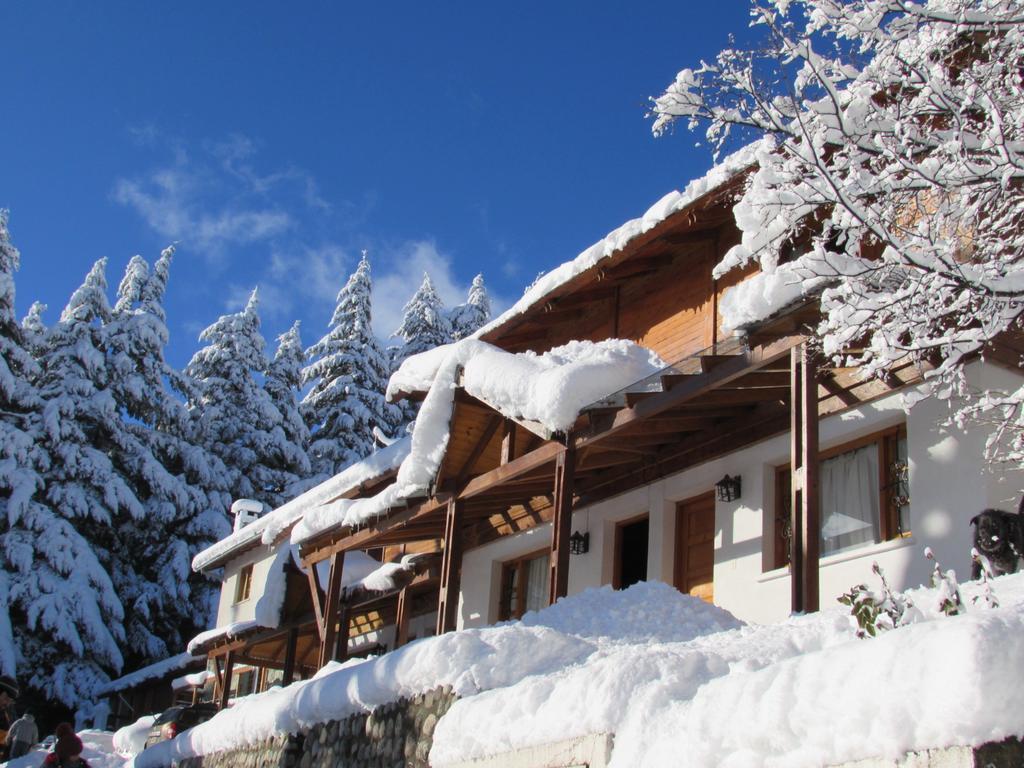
[497,548,549,621]
[772,424,909,570]
[234,563,254,604]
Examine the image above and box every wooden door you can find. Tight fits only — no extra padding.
[674,492,716,603]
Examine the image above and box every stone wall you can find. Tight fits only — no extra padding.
[175,686,457,768]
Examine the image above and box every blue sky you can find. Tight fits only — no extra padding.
[3,1,754,367]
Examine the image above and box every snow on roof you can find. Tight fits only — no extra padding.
[136,572,1024,768]
[187,548,386,655]
[95,652,204,697]
[472,138,766,342]
[718,251,855,333]
[192,436,411,573]
[295,338,664,544]
[171,670,214,691]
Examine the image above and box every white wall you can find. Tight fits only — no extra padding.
[458,361,1023,628]
[215,545,281,627]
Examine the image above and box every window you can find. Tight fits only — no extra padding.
[498,551,550,621]
[234,563,254,603]
[773,426,909,569]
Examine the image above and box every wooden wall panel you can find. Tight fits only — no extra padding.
[617,243,717,363]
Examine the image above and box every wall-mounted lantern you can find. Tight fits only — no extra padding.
[569,530,590,555]
[715,474,742,503]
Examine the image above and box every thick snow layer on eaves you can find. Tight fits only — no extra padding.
[718,251,859,332]
[471,138,766,341]
[192,436,411,572]
[296,338,664,544]
[94,652,204,697]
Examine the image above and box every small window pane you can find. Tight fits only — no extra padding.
[820,444,880,556]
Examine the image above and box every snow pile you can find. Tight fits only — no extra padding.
[473,139,765,340]
[94,653,204,697]
[113,715,158,758]
[192,437,411,572]
[295,338,663,543]
[130,583,732,768]
[434,574,1024,768]
[134,572,1024,768]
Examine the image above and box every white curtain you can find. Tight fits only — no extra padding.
[819,444,880,556]
[524,554,550,614]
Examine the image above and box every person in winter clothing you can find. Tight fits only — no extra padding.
[43,732,90,767]
[7,712,38,758]
[0,675,19,759]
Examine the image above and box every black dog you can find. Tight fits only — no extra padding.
[970,504,1024,578]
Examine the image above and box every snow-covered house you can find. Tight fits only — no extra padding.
[242,143,1022,669]
[95,652,207,729]
[188,438,442,707]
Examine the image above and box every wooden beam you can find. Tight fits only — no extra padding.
[395,587,411,648]
[500,419,517,465]
[219,650,235,710]
[458,441,563,501]
[282,627,299,686]
[334,603,350,663]
[318,550,345,669]
[436,498,465,635]
[790,345,820,613]
[455,415,503,482]
[819,375,858,406]
[306,561,326,643]
[212,656,224,702]
[549,445,577,604]
[575,336,803,449]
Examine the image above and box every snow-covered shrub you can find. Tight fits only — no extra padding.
[925,548,964,617]
[838,562,914,638]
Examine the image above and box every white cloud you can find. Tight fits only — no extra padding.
[372,240,469,340]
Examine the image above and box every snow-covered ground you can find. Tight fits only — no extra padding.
[3,729,126,768]
[119,566,1024,767]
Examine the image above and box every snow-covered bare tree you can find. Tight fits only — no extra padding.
[449,273,492,341]
[186,289,290,506]
[263,321,313,503]
[303,254,399,477]
[650,0,1024,461]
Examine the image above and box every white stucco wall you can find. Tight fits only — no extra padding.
[458,361,1024,628]
[215,545,281,628]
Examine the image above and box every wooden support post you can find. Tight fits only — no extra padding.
[212,656,225,701]
[318,550,345,669]
[549,444,577,604]
[219,650,235,710]
[500,419,517,465]
[395,586,411,648]
[282,626,299,686]
[334,603,350,662]
[436,498,464,635]
[790,345,820,613]
[306,560,326,642]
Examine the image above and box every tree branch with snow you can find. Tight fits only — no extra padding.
[652,0,1024,464]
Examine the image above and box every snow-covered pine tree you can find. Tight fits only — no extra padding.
[20,301,47,359]
[392,273,453,360]
[302,254,399,478]
[186,289,289,507]
[104,250,231,666]
[28,257,138,711]
[263,321,313,505]
[449,273,491,341]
